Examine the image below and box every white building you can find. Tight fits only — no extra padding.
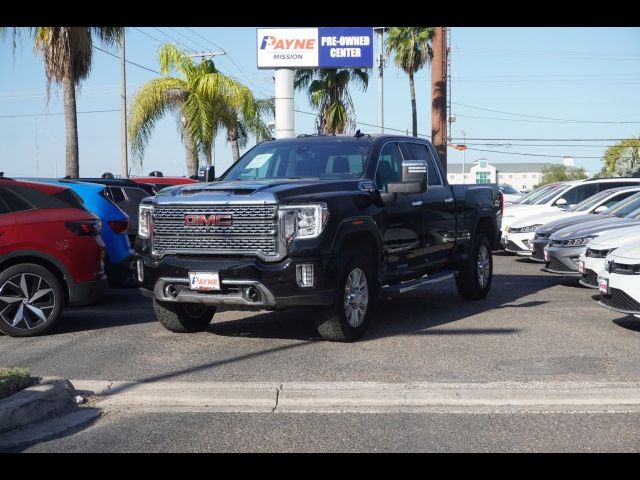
[447,159,561,192]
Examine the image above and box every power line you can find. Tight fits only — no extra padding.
[131,27,164,45]
[93,45,163,76]
[167,27,210,51]
[0,109,119,118]
[453,102,640,124]
[455,113,640,125]
[150,27,189,51]
[465,146,603,159]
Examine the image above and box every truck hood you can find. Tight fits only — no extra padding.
[150,178,362,205]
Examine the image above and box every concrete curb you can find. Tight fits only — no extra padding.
[0,377,78,433]
[0,408,101,451]
[72,380,640,414]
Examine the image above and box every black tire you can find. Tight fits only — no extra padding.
[314,252,374,342]
[0,263,64,337]
[153,300,216,333]
[456,233,493,300]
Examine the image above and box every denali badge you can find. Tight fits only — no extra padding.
[184,214,233,226]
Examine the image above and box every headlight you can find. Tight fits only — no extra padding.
[564,237,591,247]
[139,205,153,239]
[511,224,542,233]
[278,203,329,245]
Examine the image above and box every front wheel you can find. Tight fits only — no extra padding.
[153,300,216,333]
[455,233,493,300]
[314,252,373,342]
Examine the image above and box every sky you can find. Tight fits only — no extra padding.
[1,27,639,179]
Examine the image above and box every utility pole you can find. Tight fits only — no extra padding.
[120,33,128,178]
[431,26,448,175]
[374,27,387,133]
[461,129,466,183]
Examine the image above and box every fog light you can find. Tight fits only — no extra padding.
[296,264,314,287]
[136,259,144,283]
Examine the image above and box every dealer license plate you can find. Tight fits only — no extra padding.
[189,272,220,291]
[598,277,609,296]
[578,260,585,274]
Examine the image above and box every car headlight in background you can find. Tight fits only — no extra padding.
[509,224,542,233]
[564,237,592,246]
[279,203,329,245]
[139,205,153,238]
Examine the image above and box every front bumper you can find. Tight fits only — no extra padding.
[137,254,337,310]
[68,275,108,306]
[503,231,535,256]
[598,272,640,315]
[543,245,586,275]
[579,255,605,288]
[530,237,550,263]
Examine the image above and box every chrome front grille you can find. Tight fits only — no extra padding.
[151,204,279,258]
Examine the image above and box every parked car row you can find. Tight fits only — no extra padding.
[500,177,640,322]
[0,173,202,337]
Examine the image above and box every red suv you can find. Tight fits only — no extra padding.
[0,179,107,337]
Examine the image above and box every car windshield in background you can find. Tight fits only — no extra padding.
[221,140,372,181]
[515,184,555,204]
[500,184,520,195]
[523,184,566,205]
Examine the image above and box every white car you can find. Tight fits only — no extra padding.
[503,186,640,255]
[598,241,640,318]
[501,179,640,250]
[578,224,640,288]
[499,184,523,203]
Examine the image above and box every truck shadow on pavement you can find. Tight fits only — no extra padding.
[209,273,568,342]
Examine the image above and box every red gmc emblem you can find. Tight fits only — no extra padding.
[184,214,233,226]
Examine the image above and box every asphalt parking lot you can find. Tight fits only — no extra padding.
[4,253,640,452]
[2,253,640,384]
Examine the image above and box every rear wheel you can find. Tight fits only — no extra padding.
[0,263,64,337]
[314,252,373,342]
[456,233,493,300]
[153,300,216,333]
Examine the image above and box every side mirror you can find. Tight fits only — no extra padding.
[386,160,428,194]
[594,205,608,214]
[199,165,216,182]
[555,197,568,208]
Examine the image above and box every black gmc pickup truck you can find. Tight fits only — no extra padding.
[135,134,502,341]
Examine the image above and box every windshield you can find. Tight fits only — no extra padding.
[570,189,613,212]
[221,140,372,181]
[516,184,555,204]
[525,184,569,205]
[500,184,520,195]
[605,192,640,217]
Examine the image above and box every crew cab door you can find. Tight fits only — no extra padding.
[375,142,429,274]
[401,141,457,265]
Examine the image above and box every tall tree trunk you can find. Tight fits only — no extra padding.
[63,64,80,178]
[230,125,240,163]
[205,146,213,166]
[182,118,198,177]
[409,72,417,137]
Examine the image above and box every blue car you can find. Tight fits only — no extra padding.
[30,180,134,286]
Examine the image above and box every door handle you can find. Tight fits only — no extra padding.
[444,197,454,204]
[412,200,423,207]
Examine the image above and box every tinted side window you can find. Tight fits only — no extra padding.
[123,187,150,204]
[375,142,403,191]
[404,143,442,186]
[603,191,636,208]
[599,181,640,191]
[108,187,126,203]
[0,187,35,212]
[560,184,598,205]
[0,195,11,215]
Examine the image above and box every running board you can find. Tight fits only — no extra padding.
[382,271,455,295]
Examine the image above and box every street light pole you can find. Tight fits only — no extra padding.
[120,33,128,178]
[374,27,387,133]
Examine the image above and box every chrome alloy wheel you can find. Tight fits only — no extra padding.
[477,244,491,289]
[343,267,368,328]
[0,273,56,331]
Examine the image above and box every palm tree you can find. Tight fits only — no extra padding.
[294,68,368,134]
[128,44,255,176]
[1,27,124,177]
[385,27,435,137]
[220,97,274,163]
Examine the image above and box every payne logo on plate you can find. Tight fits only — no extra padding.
[189,272,220,291]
